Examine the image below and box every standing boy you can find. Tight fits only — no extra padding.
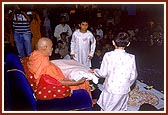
[70,18,96,67]
[92,32,138,111]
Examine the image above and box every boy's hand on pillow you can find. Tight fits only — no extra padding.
[88,55,93,60]
[88,69,94,73]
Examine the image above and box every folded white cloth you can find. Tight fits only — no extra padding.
[69,70,98,84]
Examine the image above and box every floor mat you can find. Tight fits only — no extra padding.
[98,80,164,111]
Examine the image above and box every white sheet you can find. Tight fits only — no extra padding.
[51,59,99,84]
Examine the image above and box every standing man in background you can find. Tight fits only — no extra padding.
[10,4,32,58]
[54,16,72,42]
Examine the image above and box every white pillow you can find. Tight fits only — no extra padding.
[51,59,98,84]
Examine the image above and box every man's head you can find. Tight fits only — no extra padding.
[14,4,21,14]
[60,16,67,24]
[36,37,53,56]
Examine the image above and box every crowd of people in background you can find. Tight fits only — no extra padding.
[4,4,164,59]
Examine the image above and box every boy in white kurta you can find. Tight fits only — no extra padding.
[70,18,96,67]
[93,32,138,111]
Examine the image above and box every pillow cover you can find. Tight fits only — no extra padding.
[36,74,71,100]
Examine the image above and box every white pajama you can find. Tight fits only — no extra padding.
[97,90,129,111]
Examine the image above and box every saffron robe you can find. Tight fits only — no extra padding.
[27,50,91,98]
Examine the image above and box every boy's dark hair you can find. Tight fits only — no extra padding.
[95,35,100,38]
[78,16,89,24]
[95,46,102,52]
[114,32,130,47]
[60,32,67,36]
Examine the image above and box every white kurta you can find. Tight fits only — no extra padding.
[94,49,138,111]
[96,28,104,39]
[70,29,96,67]
[54,24,72,41]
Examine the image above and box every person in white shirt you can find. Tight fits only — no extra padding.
[54,16,72,42]
[70,18,96,68]
[92,32,138,111]
[96,24,103,39]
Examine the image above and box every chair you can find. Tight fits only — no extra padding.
[4,53,92,111]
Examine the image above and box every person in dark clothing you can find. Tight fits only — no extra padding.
[138,103,158,111]
[90,47,103,108]
[91,47,103,69]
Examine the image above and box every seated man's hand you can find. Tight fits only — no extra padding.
[76,77,86,85]
[59,77,86,86]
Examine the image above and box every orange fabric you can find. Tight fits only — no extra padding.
[27,50,92,98]
[30,14,41,50]
[28,50,65,85]
[21,57,71,99]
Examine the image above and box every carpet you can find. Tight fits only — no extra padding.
[97,80,164,111]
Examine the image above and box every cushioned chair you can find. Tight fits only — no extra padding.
[4,53,92,111]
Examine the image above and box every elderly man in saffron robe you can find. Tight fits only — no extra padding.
[27,37,91,99]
